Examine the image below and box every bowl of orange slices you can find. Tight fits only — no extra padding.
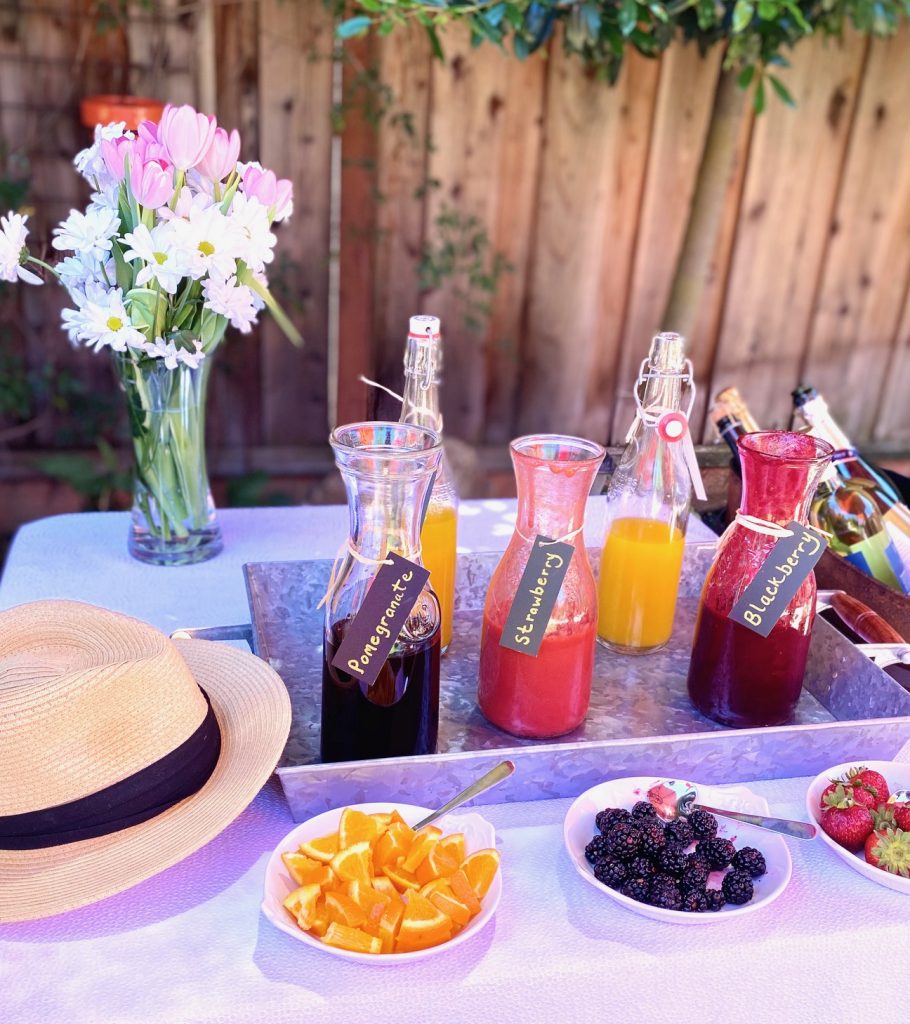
[262,802,502,963]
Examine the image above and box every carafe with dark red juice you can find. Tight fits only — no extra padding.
[321,422,442,762]
[687,431,833,727]
[477,434,605,738]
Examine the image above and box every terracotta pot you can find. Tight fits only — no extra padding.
[80,95,164,131]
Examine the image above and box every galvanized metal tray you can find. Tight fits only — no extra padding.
[243,546,910,821]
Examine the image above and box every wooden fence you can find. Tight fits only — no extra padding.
[2,0,910,472]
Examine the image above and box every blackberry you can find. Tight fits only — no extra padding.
[596,808,632,835]
[688,809,718,839]
[605,822,642,861]
[664,819,694,847]
[620,876,652,903]
[584,835,610,863]
[593,855,628,889]
[705,888,726,912]
[686,852,710,871]
[681,889,708,912]
[647,876,682,911]
[732,847,767,878]
[631,800,658,821]
[679,862,710,893]
[638,821,667,860]
[722,869,754,905]
[627,856,656,878]
[656,843,689,877]
[696,838,736,870]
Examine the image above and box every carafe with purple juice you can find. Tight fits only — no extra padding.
[687,431,832,727]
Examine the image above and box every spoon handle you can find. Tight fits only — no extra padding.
[693,802,817,841]
[411,761,515,831]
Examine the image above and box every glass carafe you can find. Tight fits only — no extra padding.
[477,434,605,738]
[687,431,833,727]
[598,332,695,653]
[399,315,459,654]
[321,422,442,762]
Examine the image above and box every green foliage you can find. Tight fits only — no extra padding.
[335,0,910,106]
[225,470,293,508]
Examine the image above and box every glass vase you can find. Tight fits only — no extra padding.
[116,352,222,567]
[477,434,605,738]
[321,421,443,763]
[686,431,833,727]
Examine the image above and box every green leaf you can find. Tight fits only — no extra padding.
[336,15,372,38]
[781,0,811,31]
[356,0,383,10]
[732,0,754,32]
[425,22,445,60]
[618,0,638,36]
[757,0,778,19]
[769,73,796,106]
[754,78,766,114]
[737,64,755,88]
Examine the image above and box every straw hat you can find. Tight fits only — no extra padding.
[0,600,291,923]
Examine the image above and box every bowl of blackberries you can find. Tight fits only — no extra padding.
[563,777,793,923]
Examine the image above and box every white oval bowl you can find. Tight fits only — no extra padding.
[564,776,792,924]
[262,802,501,963]
[805,759,910,895]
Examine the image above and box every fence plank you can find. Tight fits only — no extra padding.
[369,24,433,419]
[611,43,723,440]
[517,45,660,442]
[877,292,910,445]
[708,33,868,433]
[257,0,333,445]
[801,33,910,441]
[420,24,548,443]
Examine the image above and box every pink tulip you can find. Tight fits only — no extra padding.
[242,165,294,221]
[134,134,171,167]
[100,136,134,181]
[196,127,241,182]
[158,104,217,171]
[137,120,159,145]
[130,156,174,209]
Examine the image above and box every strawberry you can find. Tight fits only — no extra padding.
[841,766,890,806]
[820,780,876,811]
[864,828,910,878]
[819,784,874,851]
[889,799,910,832]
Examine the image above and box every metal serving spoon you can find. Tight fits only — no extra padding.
[647,779,817,841]
[411,760,515,831]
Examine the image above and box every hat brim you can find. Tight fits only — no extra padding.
[0,639,291,923]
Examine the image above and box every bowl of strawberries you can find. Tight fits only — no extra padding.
[806,760,910,894]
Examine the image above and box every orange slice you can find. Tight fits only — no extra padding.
[322,922,381,955]
[330,841,372,885]
[401,826,443,873]
[415,843,460,885]
[298,833,338,864]
[449,869,482,915]
[372,876,399,899]
[309,895,330,937]
[283,883,321,927]
[325,891,367,929]
[427,884,472,927]
[377,898,404,953]
[347,880,391,935]
[461,848,500,899]
[395,892,453,953]
[338,808,383,850]
[437,832,466,864]
[373,820,413,870]
[369,812,393,829]
[383,863,420,893]
[281,852,321,885]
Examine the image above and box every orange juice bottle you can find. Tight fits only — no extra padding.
[598,333,696,654]
[400,315,458,652]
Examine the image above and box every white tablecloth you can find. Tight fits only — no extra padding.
[1,505,908,1023]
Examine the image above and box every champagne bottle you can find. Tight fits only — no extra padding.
[792,385,910,570]
[400,315,459,653]
[714,386,760,433]
[709,394,751,477]
[811,468,910,594]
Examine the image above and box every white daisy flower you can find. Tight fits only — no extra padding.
[52,207,120,262]
[76,288,147,353]
[0,213,42,284]
[122,222,187,295]
[228,193,276,274]
[74,122,129,188]
[173,198,244,280]
[87,185,122,217]
[202,273,258,333]
[144,336,206,370]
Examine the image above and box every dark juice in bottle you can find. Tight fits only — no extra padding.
[321,619,441,762]
[686,603,811,728]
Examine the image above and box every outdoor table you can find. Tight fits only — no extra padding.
[1,503,908,1023]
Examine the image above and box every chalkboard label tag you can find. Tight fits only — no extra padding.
[499,536,574,657]
[728,522,828,638]
[331,552,431,688]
